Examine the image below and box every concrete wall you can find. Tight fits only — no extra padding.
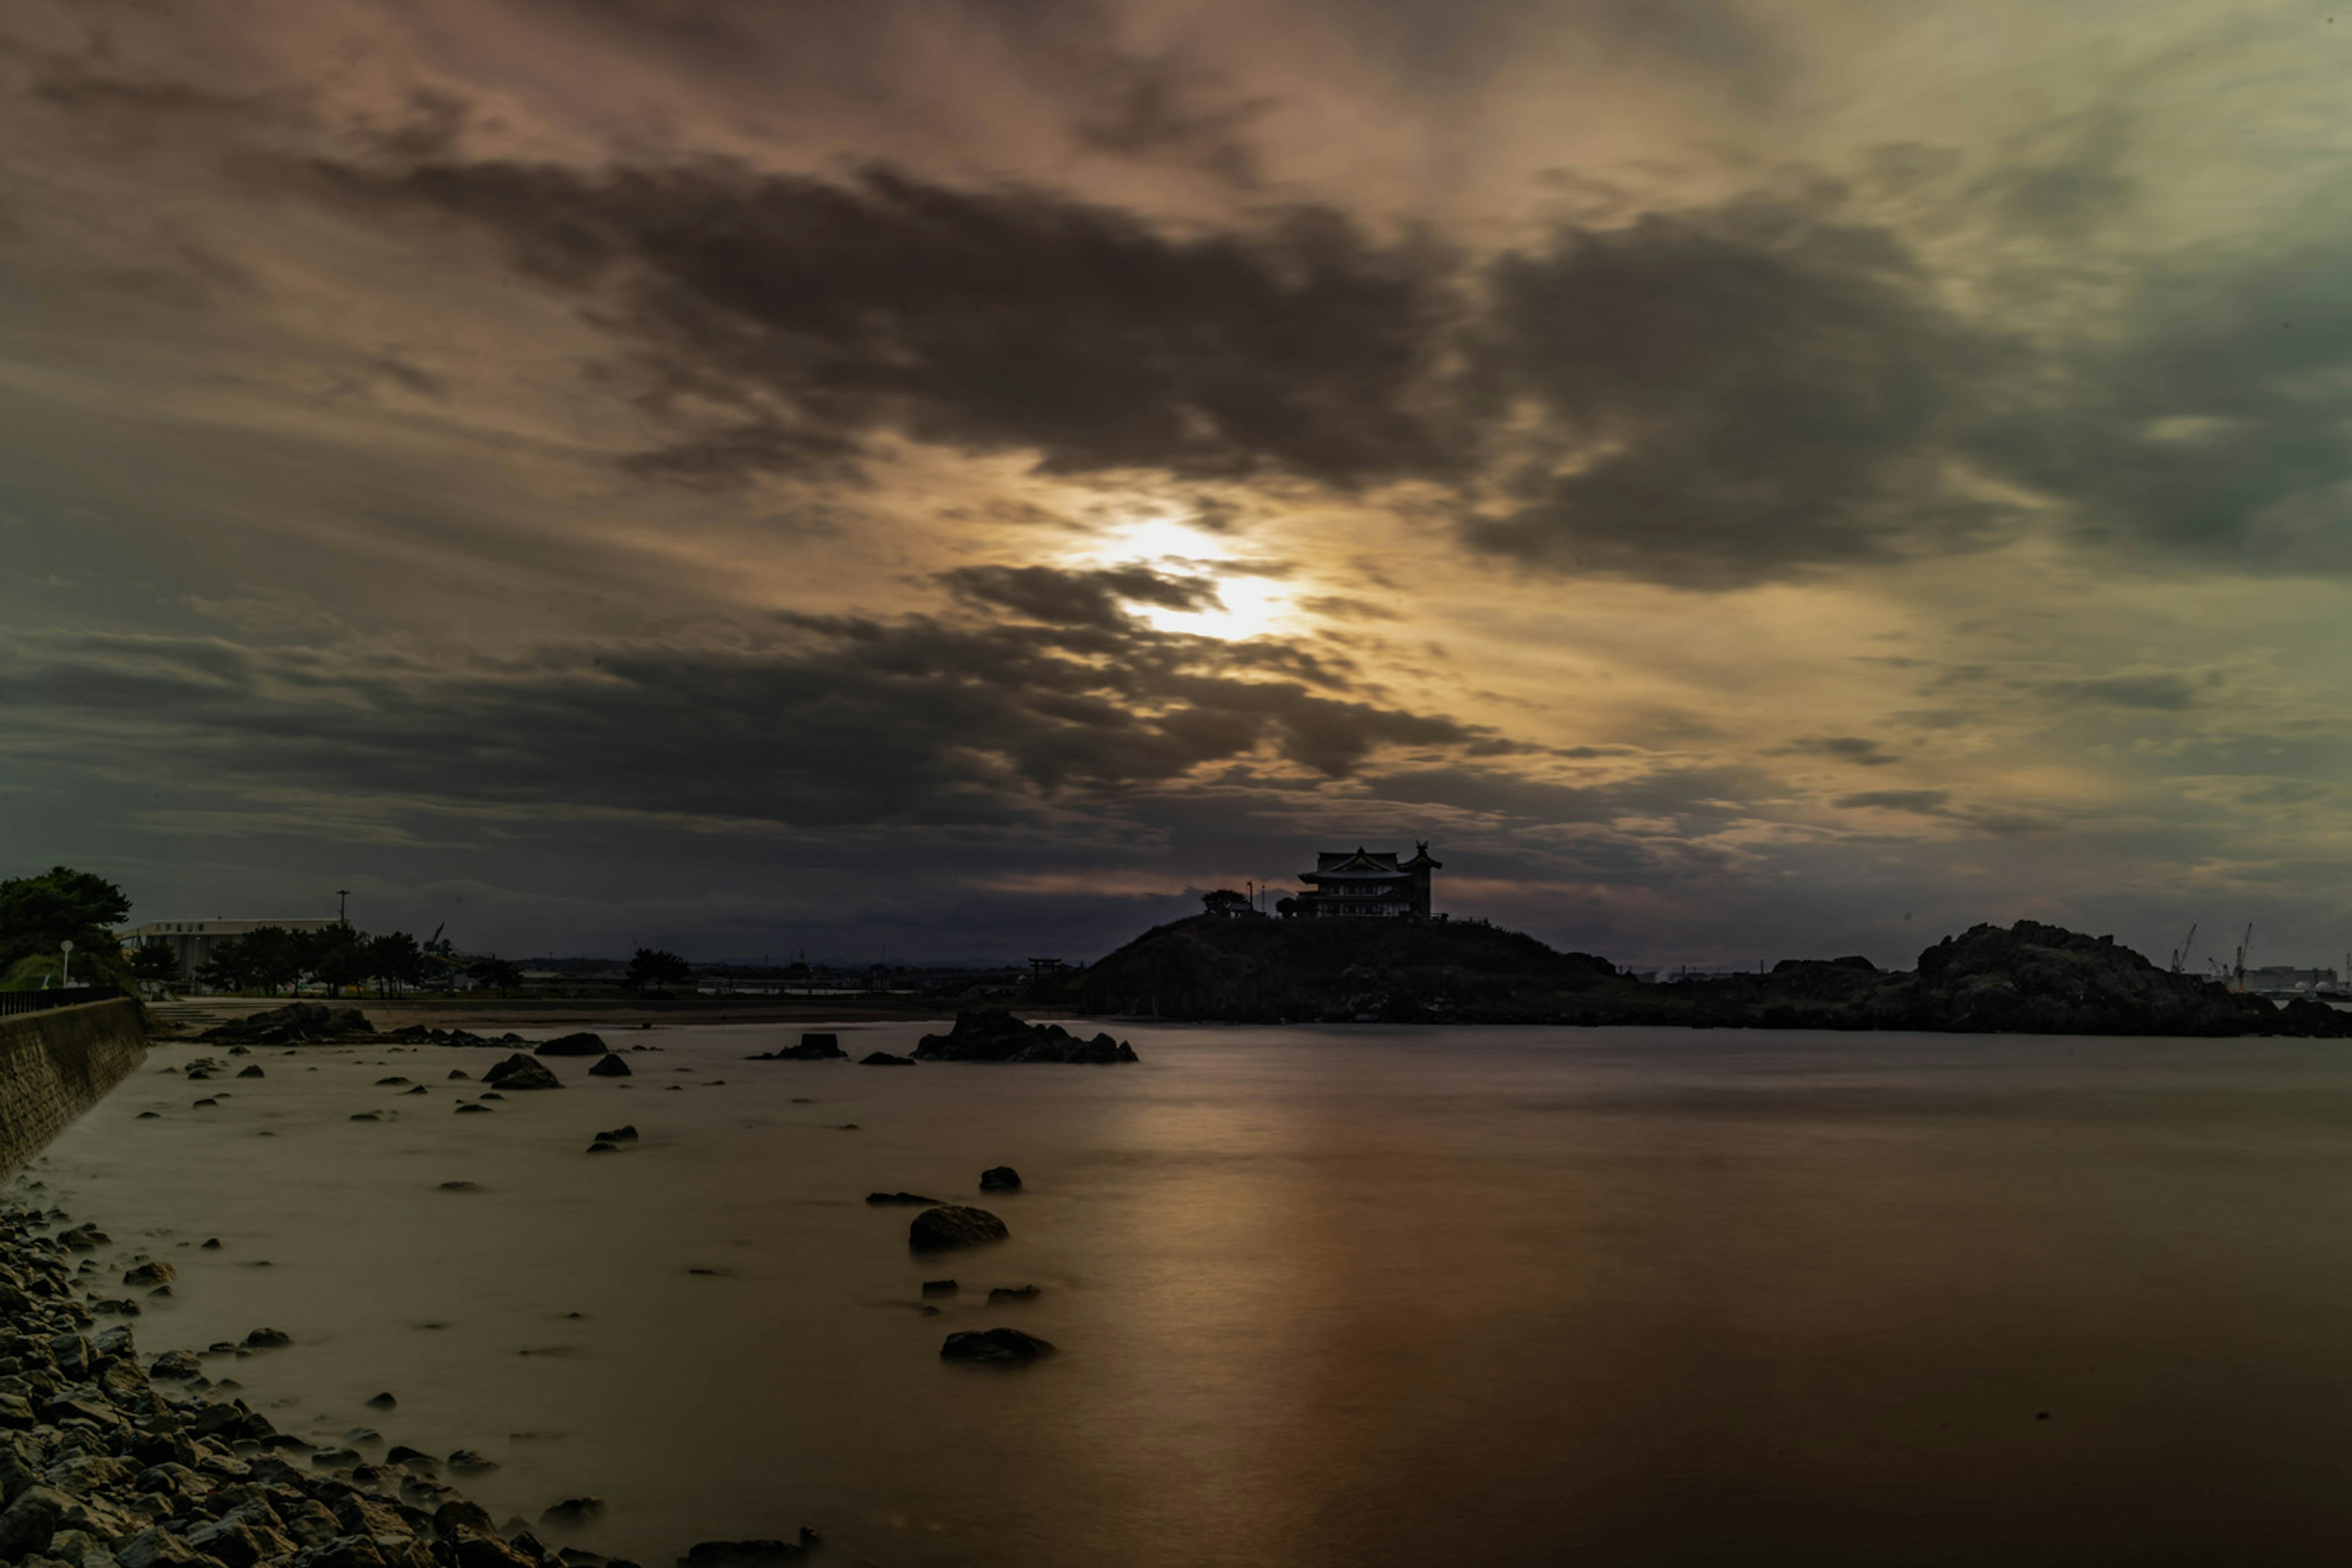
[0,999,147,1180]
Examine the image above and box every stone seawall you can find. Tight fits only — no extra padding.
[0,998,146,1178]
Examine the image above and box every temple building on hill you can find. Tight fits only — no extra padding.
[1280,844,1441,919]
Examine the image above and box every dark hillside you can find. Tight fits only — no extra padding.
[1069,914,2352,1037]
[1071,914,1616,1022]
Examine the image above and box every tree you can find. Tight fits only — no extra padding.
[471,957,522,995]
[626,948,693,994]
[306,925,371,994]
[366,932,424,997]
[1201,888,1251,917]
[0,867,132,969]
[130,944,181,984]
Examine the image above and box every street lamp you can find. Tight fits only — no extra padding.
[59,939,73,988]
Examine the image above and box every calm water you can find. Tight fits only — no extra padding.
[28,1023,2352,1566]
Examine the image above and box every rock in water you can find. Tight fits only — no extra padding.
[912,1011,1138,1064]
[987,1285,1041,1303]
[750,1033,848,1061]
[865,1192,942,1206]
[587,1054,633,1078]
[908,1206,1008,1251]
[123,1261,175,1287]
[921,1280,958,1297]
[940,1327,1054,1365]
[535,1033,609,1058]
[679,1534,821,1568]
[979,1166,1022,1192]
[860,1052,916,1066]
[484,1055,563,1091]
[198,1003,375,1045]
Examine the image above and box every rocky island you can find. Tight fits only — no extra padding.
[1069,914,2352,1037]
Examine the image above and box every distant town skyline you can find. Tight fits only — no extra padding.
[7,1,2352,968]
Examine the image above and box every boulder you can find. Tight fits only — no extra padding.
[534,1034,609,1058]
[123,1261,175,1288]
[539,1498,605,1525]
[483,1055,562,1091]
[243,1327,292,1349]
[913,1011,1138,1064]
[859,1051,915,1066]
[586,1055,632,1079]
[978,1166,1022,1192]
[908,1206,1008,1252]
[939,1328,1054,1365]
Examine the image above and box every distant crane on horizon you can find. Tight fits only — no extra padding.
[2233,922,2253,993]
[2170,923,2198,974]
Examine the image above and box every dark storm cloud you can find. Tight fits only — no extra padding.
[1460,203,2007,587]
[939,564,1223,630]
[0,593,1513,833]
[2046,673,2199,711]
[1778,736,1901,766]
[308,157,1455,488]
[1980,209,2352,572]
[1833,789,1953,815]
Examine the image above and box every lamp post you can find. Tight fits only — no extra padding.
[59,940,72,988]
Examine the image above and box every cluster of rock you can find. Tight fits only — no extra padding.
[195,1009,374,1047]
[194,1009,549,1052]
[0,1203,827,1568]
[380,1030,527,1050]
[745,1036,843,1062]
[1071,913,2352,1036]
[910,1014,1138,1064]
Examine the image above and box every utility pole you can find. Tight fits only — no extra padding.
[337,889,350,925]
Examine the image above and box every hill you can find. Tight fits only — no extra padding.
[1072,914,1618,1022]
[1068,915,2352,1038]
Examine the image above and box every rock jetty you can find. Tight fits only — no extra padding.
[911,1012,1138,1063]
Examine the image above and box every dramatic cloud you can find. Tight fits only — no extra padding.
[309,157,1457,488]
[5,0,2352,965]
[1460,203,2007,586]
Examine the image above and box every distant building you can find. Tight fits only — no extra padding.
[123,919,341,982]
[1280,843,1440,919]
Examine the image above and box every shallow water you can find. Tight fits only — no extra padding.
[29,1022,2352,1566]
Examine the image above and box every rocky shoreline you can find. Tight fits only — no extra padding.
[0,1204,823,1568]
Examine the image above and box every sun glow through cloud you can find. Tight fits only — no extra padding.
[1077,511,1303,640]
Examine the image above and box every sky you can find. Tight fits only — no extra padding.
[4,0,2352,970]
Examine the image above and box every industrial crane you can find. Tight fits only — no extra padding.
[2169,924,2198,974]
[2232,923,2253,993]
